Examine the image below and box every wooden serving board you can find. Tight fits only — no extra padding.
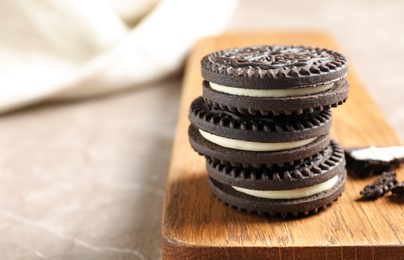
[161,32,404,259]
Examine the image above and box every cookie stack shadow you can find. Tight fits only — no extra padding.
[188,45,350,217]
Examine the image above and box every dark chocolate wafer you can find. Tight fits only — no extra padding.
[201,45,348,89]
[203,79,349,116]
[189,97,332,143]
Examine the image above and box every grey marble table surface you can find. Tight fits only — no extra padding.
[1,1,404,259]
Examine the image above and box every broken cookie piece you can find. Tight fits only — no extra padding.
[345,146,404,177]
[360,171,399,200]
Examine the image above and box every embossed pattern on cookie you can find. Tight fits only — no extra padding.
[201,45,348,89]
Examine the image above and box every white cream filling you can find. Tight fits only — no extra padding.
[232,175,339,199]
[350,146,404,162]
[199,129,316,152]
[210,82,334,97]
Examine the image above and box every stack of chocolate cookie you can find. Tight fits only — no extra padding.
[188,45,349,217]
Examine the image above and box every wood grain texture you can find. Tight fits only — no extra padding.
[161,32,404,259]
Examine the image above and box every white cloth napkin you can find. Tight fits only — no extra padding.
[0,0,237,113]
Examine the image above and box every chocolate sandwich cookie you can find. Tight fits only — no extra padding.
[201,45,349,115]
[208,140,346,217]
[188,97,332,167]
[189,125,330,168]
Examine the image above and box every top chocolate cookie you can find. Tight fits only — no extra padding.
[200,45,349,115]
[201,45,348,89]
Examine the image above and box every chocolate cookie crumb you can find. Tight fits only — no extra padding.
[360,171,399,200]
[391,182,404,197]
